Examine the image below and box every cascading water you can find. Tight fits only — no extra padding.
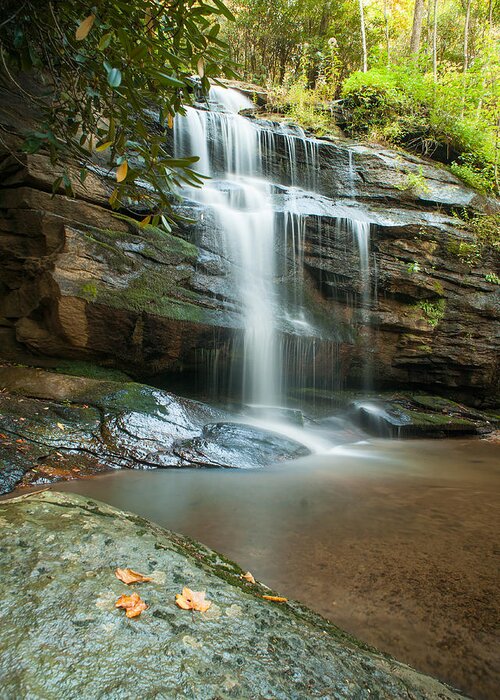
[174,88,279,406]
[174,85,373,415]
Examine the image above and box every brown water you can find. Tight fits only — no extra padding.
[49,438,499,699]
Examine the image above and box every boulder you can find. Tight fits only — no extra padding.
[0,367,308,494]
[0,490,467,699]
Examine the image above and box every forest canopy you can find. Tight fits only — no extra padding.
[0,0,498,201]
[223,0,500,193]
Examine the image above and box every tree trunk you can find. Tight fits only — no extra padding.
[410,0,426,55]
[463,0,472,73]
[461,0,472,115]
[432,0,438,81]
[359,0,368,72]
[383,0,391,66]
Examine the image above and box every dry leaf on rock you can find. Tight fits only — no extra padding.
[115,592,147,618]
[115,567,152,585]
[175,587,211,613]
[241,571,256,584]
[262,595,288,603]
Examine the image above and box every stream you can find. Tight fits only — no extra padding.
[49,436,499,700]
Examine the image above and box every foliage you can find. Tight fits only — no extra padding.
[282,83,332,135]
[407,261,421,274]
[341,66,499,192]
[450,162,495,194]
[223,0,499,195]
[455,210,500,250]
[0,0,236,228]
[417,299,446,327]
[484,272,500,284]
[395,165,431,194]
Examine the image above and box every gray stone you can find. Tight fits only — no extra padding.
[0,491,468,700]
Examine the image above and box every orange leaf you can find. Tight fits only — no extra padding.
[115,567,152,585]
[262,595,288,603]
[116,161,128,182]
[241,571,256,584]
[175,587,211,613]
[75,14,95,41]
[115,593,147,618]
[167,113,174,129]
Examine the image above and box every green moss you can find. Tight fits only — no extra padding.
[52,360,131,382]
[433,280,445,295]
[80,282,98,301]
[71,222,205,323]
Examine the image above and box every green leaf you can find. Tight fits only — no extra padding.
[98,32,113,51]
[107,68,122,88]
[96,141,113,152]
[153,72,185,88]
[210,0,235,22]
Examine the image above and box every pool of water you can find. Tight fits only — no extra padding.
[49,437,499,699]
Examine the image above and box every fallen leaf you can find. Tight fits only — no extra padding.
[115,592,147,618]
[115,567,152,585]
[56,423,65,431]
[75,14,95,41]
[0,433,7,439]
[241,571,256,584]
[16,439,25,444]
[262,595,288,603]
[175,587,211,613]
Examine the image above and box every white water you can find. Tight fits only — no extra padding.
[175,88,279,406]
[174,85,374,416]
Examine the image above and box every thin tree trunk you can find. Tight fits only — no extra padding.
[432,0,438,81]
[463,0,472,73]
[359,0,368,72]
[410,0,426,55]
[461,0,472,114]
[383,0,391,66]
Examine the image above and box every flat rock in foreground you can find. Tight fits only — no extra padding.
[0,491,467,699]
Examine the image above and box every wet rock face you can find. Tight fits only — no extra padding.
[0,82,498,401]
[0,491,467,699]
[0,367,308,494]
[348,395,497,438]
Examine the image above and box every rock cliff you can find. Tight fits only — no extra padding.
[0,80,498,404]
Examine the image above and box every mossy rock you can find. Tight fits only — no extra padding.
[0,491,467,699]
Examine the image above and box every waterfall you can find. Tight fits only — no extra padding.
[174,86,374,406]
[175,87,278,406]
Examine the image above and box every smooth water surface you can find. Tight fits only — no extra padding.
[50,438,500,699]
